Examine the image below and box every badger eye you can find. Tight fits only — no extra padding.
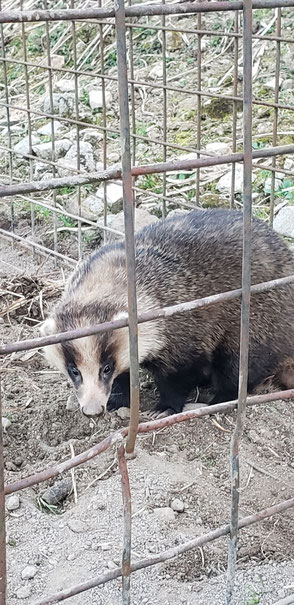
[103,364,111,376]
[68,363,81,381]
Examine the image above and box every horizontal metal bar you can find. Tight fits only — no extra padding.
[1,1,294,25]
[5,387,294,496]
[1,273,294,356]
[32,494,294,604]
[1,144,294,199]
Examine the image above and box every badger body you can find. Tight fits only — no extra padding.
[41,209,294,417]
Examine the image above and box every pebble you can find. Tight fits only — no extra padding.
[273,206,294,239]
[68,519,88,533]
[6,495,20,511]
[21,565,37,580]
[117,406,130,420]
[66,393,80,412]
[107,560,118,570]
[16,586,31,599]
[42,478,72,505]
[2,417,11,431]
[171,498,185,513]
[101,543,111,551]
[89,89,112,110]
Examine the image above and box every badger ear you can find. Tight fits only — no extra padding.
[40,316,57,337]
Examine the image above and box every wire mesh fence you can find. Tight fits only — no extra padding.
[1,0,294,604]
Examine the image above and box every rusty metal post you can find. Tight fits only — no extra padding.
[114,0,140,456]
[0,381,6,605]
[226,2,253,603]
[117,444,132,604]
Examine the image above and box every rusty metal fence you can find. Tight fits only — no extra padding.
[1,0,294,604]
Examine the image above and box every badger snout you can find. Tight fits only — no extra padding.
[81,402,106,417]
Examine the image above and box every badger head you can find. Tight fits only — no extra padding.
[40,301,161,417]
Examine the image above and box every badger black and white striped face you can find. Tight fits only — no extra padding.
[40,311,131,417]
[40,307,162,417]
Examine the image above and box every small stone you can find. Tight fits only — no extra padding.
[66,393,80,411]
[33,139,71,160]
[106,183,124,214]
[6,495,20,511]
[284,157,294,171]
[171,498,185,513]
[43,93,74,117]
[149,63,162,79]
[264,76,282,91]
[68,519,88,533]
[101,543,111,551]
[21,565,37,580]
[0,316,4,323]
[16,586,31,599]
[56,79,76,93]
[89,89,112,110]
[37,120,62,136]
[205,141,230,154]
[216,164,244,194]
[50,55,65,70]
[42,478,72,506]
[64,141,95,172]
[14,134,40,156]
[2,417,11,431]
[153,507,176,522]
[116,406,130,420]
[281,79,293,91]
[273,206,294,238]
[81,128,104,146]
[264,175,282,194]
[67,552,76,561]
[167,209,189,219]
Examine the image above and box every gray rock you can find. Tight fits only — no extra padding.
[206,141,230,154]
[6,494,20,511]
[68,519,88,533]
[89,89,112,110]
[167,209,189,219]
[117,406,130,420]
[284,157,294,171]
[66,392,80,411]
[33,139,71,160]
[66,193,105,221]
[170,498,185,513]
[2,417,11,431]
[81,128,104,146]
[264,175,282,194]
[14,134,40,156]
[94,182,123,214]
[56,79,76,93]
[153,507,176,522]
[149,63,163,79]
[21,565,37,580]
[64,141,95,172]
[273,206,294,238]
[264,77,282,91]
[42,478,72,506]
[43,93,74,117]
[216,164,244,194]
[16,586,31,599]
[281,79,293,91]
[37,120,62,136]
[104,208,158,243]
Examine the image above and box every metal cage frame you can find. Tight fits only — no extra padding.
[1,1,294,604]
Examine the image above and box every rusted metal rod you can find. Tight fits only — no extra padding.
[1,144,294,200]
[117,445,132,605]
[1,1,294,25]
[31,495,294,604]
[0,382,6,605]
[115,0,140,457]
[226,3,253,602]
[4,388,294,496]
[1,274,294,356]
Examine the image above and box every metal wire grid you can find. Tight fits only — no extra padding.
[0,1,294,604]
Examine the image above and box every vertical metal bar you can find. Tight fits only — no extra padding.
[127,0,137,212]
[270,8,281,226]
[114,0,140,455]
[44,0,58,259]
[0,1,14,235]
[195,13,202,205]
[117,444,131,605]
[71,2,82,258]
[0,380,6,605]
[230,11,239,210]
[98,0,108,243]
[226,2,252,604]
[162,0,167,218]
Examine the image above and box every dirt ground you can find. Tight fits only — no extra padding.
[1,239,294,605]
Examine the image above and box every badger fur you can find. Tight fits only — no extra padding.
[41,209,294,417]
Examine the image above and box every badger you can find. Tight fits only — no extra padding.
[40,209,294,418]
